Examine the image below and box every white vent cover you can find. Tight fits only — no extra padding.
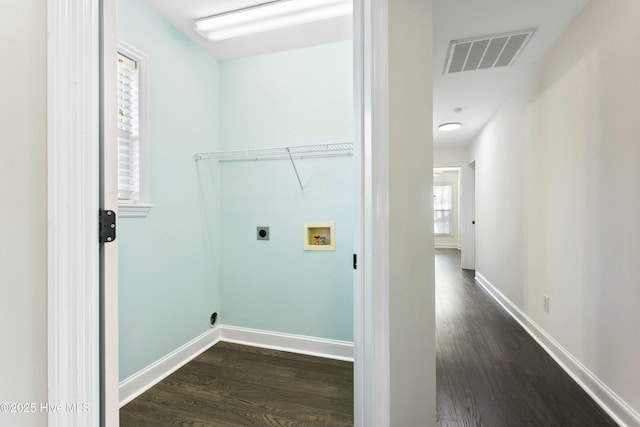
[443,29,536,74]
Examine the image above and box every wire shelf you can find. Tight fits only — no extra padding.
[193,143,354,161]
[194,143,353,194]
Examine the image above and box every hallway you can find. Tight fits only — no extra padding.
[435,249,617,426]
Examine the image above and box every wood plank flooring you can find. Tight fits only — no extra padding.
[436,249,618,426]
[120,342,353,427]
[122,249,618,426]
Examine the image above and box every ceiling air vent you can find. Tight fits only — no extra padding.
[443,29,536,74]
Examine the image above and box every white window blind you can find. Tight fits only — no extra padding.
[117,53,140,202]
[434,184,453,235]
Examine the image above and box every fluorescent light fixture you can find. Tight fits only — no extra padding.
[195,0,353,42]
[438,122,463,131]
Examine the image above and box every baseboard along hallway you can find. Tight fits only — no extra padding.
[435,249,617,426]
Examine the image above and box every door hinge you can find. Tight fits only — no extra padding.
[99,209,117,243]
[353,253,357,270]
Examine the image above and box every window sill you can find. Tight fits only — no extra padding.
[118,203,152,218]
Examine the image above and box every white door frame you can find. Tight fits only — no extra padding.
[47,1,101,426]
[47,0,393,425]
[47,0,119,426]
[353,0,391,425]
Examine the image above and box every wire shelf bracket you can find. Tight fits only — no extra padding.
[194,143,354,193]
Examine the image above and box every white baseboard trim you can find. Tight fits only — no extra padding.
[119,327,221,407]
[475,271,640,427]
[220,325,354,362]
[119,325,354,408]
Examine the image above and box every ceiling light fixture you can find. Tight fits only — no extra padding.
[194,0,353,42]
[438,122,463,131]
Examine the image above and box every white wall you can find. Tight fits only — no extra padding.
[433,146,468,167]
[388,0,435,424]
[434,170,460,249]
[0,1,48,426]
[469,0,640,419]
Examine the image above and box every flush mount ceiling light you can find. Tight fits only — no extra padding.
[194,0,353,42]
[438,122,463,131]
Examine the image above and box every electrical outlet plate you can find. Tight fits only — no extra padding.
[257,226,269,240]
[543,294,550,312]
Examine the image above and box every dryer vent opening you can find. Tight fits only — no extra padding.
[209,312,218,326]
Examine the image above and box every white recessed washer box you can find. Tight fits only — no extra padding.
[303,222,335,251]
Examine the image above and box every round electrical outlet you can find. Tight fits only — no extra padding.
[259,229,267,238]
[209,312,218,326]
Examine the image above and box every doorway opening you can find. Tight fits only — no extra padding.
[433,167,461,251]
[49,1,436,426]
[114,0,356,425]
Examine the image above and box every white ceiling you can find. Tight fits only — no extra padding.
[141,0,590,147]
[142,0,353,60]
[432,0,589,147]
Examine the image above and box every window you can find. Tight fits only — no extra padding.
[117,43,151,217]
[117,53,139,201]
[433,184,453,235]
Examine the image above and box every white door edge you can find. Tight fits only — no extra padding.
[100,0,120,425]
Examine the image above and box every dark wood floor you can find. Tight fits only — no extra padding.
[436,249,618,427]
[120,341,353,427]
[121,250,618,426]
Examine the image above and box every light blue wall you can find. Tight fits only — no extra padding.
[117,5,354,379]
[219,42,354,341]
[118,0,221,380]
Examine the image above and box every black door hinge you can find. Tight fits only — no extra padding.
[353,254,357,270]
[99,209,117,243]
